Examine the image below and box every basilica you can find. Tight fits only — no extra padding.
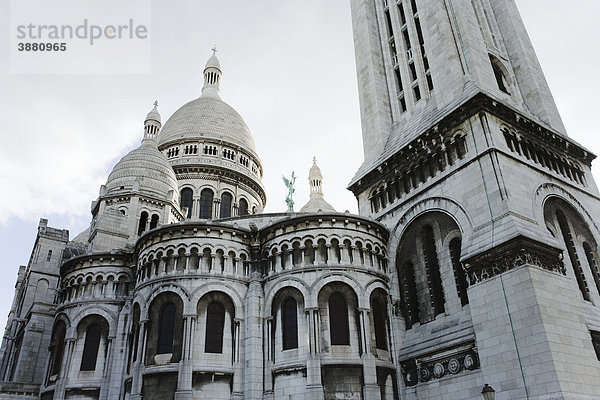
[2,0,600,399]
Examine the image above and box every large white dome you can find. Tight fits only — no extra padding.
[157,96,257,154]
[106,141,179,198]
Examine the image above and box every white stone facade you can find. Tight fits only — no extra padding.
[1,1,600,399]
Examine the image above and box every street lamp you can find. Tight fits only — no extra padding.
[481,384,495,400]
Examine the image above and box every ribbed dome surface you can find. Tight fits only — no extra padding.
[157,97,256,153]
[106,141,179,198]
[309,163,323,180]
[299,196,336,213]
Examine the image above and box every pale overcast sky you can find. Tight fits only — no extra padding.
[0,0,598,333]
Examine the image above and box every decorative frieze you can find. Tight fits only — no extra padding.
[400,342,479,386]
[464,236,565,285]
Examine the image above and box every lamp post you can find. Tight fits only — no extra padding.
[481,384,495,400]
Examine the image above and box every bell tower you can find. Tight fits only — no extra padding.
[350,0,568,162]
[349,0,600,398]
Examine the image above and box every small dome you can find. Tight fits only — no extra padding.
[205,53,221,70]
[145,101,161,124]
[300,157,336,213]
[157,96,257,153]
[299,196,336,213]
[106,141,179,199]
[309,159,323,180]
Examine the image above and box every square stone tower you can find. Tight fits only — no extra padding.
[349,0,600,398]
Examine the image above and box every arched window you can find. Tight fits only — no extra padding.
[157,303,176,354]
[80,323,102,371]
[205,302,225,353]
[282,298,298,350]
[449,238,469,306]
[49,320,66,378]
[138,211,148,235]
[149,214,159,230]
[199,189,214,219]
[128,304,140,373]
[583,242,600,295]
[329,293,349,345]
[372,297,388,350]
[180,188,193,218]
[220,192,233,218]
[399,261,420,328]
[46,250,52,262]
[421,225,445,316]
[238,198,248,216]
[556,210,590,301]
[490,56,510,95]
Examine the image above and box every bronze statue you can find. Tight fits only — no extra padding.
[282,172,296,212]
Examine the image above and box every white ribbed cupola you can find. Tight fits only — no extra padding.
[143,100,162,142]
[202,48,222,98]
[309,156,323,195]
[300,157,336,213]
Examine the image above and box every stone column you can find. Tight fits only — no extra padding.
[103,337,113,376]
[53,337,76,400]
[359,308,380,400]
[340,244,350,264]
[99,336,114,400]
[161,256,168,276]
[172,255,179,274]
[223,255,232,275]
[184,253,190,274]
[243,274,264,400]
[234,257,241,276]
[305,308,324,400]
[274,252,282,273]
[326,244,334,265]
[232,318,243,399]
[357,308,370,355]
[213,199,220,219]
[300,247,306,267]
[210,254,217,274]
[352,246,360,266]
[130,320,148,399]
[175,315,195,400]
[263,317,274,399]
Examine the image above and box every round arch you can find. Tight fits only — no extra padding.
[265,279,310,316]
[387,197,472,262]
[311,272,365,308]
[190,282,245,315]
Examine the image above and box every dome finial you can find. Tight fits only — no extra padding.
[308,157,324,195]
[143,101,162,143]
[299,156,336,213]
[202,49,222,98]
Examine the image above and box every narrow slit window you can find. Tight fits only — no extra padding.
[422,225,445,317]
[329,293,350,345]
[556,210,590,301]
[282,298,298,350]
[205,302,225,353]
[80,324,102,371]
